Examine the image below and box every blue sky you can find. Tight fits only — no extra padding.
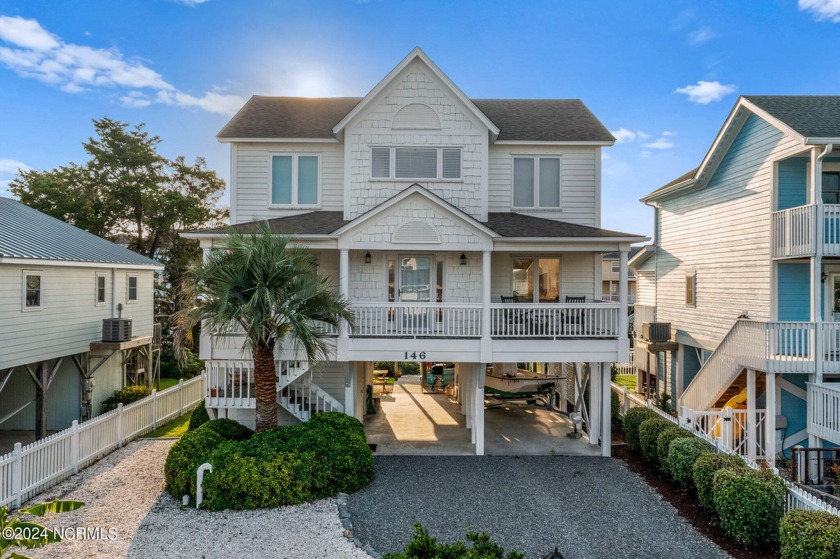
[1,0,840,237]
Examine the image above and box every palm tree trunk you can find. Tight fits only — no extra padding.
[253,341,277,432]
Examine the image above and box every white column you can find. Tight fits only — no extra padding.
[339,249,350,338]
[588,364,601,446]
[600,363,612,457]
[812,147,825,382]
[618,248,630,363]
[475,364,485,455]
[465,367,473,429]
[746,368,757,461]
[481,251,492,339]
[765,372,777,464]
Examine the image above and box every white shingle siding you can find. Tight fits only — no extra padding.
[653,114,803,347]
[0,265,155,370]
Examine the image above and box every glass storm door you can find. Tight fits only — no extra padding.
[399,256,432,302]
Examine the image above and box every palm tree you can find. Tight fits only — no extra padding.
[178,222,353,432]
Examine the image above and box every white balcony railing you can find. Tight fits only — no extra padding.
[490,302,620,338]
[600,294,636,305]
[351,302,483,338]
[808,382,840,446]
[772,203,840,258]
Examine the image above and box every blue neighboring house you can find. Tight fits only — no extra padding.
[632,96,840,465]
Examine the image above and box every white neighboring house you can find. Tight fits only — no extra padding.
[632,95,840,464]
[183,48,647,456]
[0,197,162,448]
[601,248,641,304]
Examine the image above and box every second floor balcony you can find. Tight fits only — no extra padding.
[772,203,840,259]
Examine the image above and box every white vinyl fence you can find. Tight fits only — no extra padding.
[0,374,205,509]
[610,381,840,518]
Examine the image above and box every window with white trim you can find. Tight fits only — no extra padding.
[370,147,461,180]
[23,271,41,310]
[271,154,320,206]
[127,274,138,302]
[513,156,561,208]
[610,260,620,272]
[96,272,106,305]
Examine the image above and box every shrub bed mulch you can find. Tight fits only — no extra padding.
[611,426,779,559]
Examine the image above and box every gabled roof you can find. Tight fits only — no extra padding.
[602,247,644,260]
[0,197,161,267]
[331,47,499,137]
[743,96,840,140]
[484,213,640,238]
[473,99,614,143]
[641,167,699,202]
[218,97,359,140]
[192,211,349,237]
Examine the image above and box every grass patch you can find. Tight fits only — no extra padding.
[614,374,636,390]
[144,412,192,438]
[157,378,180,391]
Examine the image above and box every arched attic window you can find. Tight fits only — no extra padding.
[392,103,441,130]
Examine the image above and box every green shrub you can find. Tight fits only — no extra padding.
[623,407,658,451]
[101,385,151,413]
[656,426,694,475]
[780,509,840,559]
[668,437,714,488]
[160,347,204,379]
[193,412,375,510]
[692,452,748,512]
[188,401,210,431]
[610,392,620,424]
[202,418,253,441]
[638,418,674,463]
[713,468,785,548]
[383,523,525,559]
[164,425,225,500]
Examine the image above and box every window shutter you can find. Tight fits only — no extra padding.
[372,148,390,178]
[442,149,461,179]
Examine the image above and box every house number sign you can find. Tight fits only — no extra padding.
[404,352,426,360]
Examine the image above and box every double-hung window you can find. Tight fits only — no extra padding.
[371,147,461,180]
[513,156,561,208]
[96,272,106,305]
[127,274,138,302]
[271,154,320,206]
[23,271,41,310]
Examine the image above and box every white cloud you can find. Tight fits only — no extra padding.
[662,131,676,137]
[687,27,715,45]
[799,0,840,22]
[635,131,651,140]
[175,0,210,5]
[0,16,244,115]
[0,158,31,175]
[610,128,637,144]
[644,139,675,150]
[675,80,737,104]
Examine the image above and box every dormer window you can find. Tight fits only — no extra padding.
[371,147,461,180]
[513,156,561,208]
[271,154,320,207]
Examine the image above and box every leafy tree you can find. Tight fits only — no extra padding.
[177,223,353,432]
[9,117,228,359]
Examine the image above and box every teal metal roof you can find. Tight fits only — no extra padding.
[0,197,160,267]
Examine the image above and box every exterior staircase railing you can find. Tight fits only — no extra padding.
[808,382,840,446]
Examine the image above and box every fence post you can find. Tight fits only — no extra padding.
[179,378,184,415]
[116,403,124,447]
[70,420,80,475]
[721,407,734,452]
[622,386,629,416]
[151,389,158,431]
[12,442,22,508]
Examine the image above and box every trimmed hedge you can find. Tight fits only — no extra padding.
[101,385,152,413]
[188,401,210,431]
[638,418,675,463]
[202,418,253,441]
[164,425,226,500]
[623,407,659,451]
[667,438,714,488]
[197,412,374,510]
[656,426,693,475]
[383,524,525,559]
[712,468,785,548]
[780,509,840,559]
[692,452,747,512]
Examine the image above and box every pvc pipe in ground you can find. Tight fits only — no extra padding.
[196,462,213,508]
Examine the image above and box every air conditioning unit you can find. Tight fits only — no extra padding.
[642,322,671,343]
[102,318,132,343]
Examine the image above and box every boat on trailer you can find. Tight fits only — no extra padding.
[484,366,563,398]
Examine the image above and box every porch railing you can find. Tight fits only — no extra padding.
[350,302,483,338]
[808,382,840,447]
[490,302,620,338]
[600,294,636,305]
[682,407,767,458]
[206,361,255,408]
[772,203,840,258]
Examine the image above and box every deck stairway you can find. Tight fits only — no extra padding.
[276,360,344,421]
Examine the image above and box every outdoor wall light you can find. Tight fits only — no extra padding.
[460,252,467,266]
[364,251,372,264]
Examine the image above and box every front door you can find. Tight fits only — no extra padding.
[398,256,432,302]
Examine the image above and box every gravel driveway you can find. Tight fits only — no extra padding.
[21,439,369,559]
[346,456,732,559]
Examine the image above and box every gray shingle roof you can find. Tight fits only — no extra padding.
[193,211,641,239]
[0,197,160,267]
[217,96,614,143]
[602,247,644,259]
[643,167,698,200]
[744,95,840,138]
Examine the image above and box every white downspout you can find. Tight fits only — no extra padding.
[812,144,832,385]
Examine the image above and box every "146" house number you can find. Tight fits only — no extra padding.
[403,352,426,360]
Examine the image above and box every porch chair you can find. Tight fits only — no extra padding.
[562,296,586,335]
[497,295,530,335]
